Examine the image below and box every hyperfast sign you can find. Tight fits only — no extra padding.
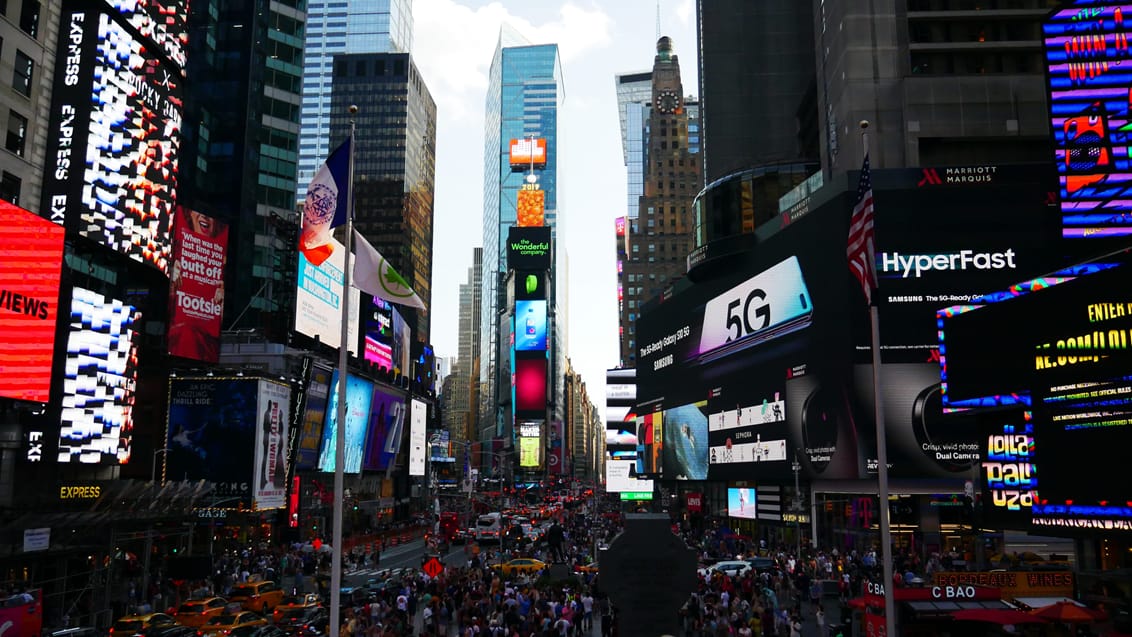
[879,249,1017,278]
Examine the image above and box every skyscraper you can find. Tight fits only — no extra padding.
[615,72,652,219]
[445,248,482,442]
[615,37,703,367]
[297,0,413,199]
[479,36,563,445]
[329,52,436,343]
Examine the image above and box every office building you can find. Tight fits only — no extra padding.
[297,0,413,199]
[616,72,652,219]
[329,52,436,342]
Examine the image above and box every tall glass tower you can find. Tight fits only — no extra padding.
[297,0,413,199]
[479,36,563,445]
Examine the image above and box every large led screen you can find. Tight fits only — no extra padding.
[634,176,1048,482]
[168,208,227,362]
[408,399,427,476]
[515,300,548,351]
[317,371,374,473]
[43,9,184,275]
[362,384,407,471]
[979,410,1037,530]
[295,238,359,355]
[1045,2,1132,238]
[506,226,552,271]
[364,297,394,370]
[517,188,545,227]
[59,287,142,464]
[294,365,332,470]
[0,202,64,402]
[253,380,291,510]
[166,378,258,504]
[663,402,709,480]
[105,0,190,69]
[605,459,654,493]
[513,356,547,414]
[727,488,757,520]
[635,411,662,478]
[519,436,540,468]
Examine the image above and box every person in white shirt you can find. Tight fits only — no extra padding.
[581,592,595,631]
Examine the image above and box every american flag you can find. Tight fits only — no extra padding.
[847,154,878,305]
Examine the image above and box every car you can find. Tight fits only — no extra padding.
[197,612,267,637]
[271,607,328,636]
[697,560,752,579]
[746,557,776,573]
[494,558,547,577]
[573,562,599,574]
[175,599,229,628]
[111,613,179,637]
[271,595,320,622]
[228,581,285,614]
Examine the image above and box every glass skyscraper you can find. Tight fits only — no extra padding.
[479,38,563,442]
[615,72,651,220]
[297,0,413,199]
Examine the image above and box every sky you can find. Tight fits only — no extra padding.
[413,0,700,409]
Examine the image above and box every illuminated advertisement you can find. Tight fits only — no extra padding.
[515,300,548,351]
[168,208,227,362]
[363,384,407,471]
[317,371,374,473]
[59,287,141,464]
[43,9,184,275]
[635,176,1044,482]
[364,297,394,370]
[727,488,757,520]
[506,226,552,271]
[166,378,259,505]
[253,380,291,510]
[517,188,545,227]
[105,0,189,69]
[515,271,545,300]
[979,410,1037,529]
[0,202,64,403]
[663,402,709,480]
[519,436,540,468]
[635,411,662,478]
[1044,2,1132,238]
[513,355,547,415]
[294,365,332,471]
[508,137,547,168]
[548,419,565,474]
[295,238,360,355]
[408,398,427,477]
[606,425,637,446]
[605,459,654,493]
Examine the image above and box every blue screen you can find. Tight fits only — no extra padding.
[515,300,547,351]
[318,371,374,473]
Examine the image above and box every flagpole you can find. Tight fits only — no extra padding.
[329,106,358,637]
[861,120,897,637]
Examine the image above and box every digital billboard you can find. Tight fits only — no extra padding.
[43,9,184,275]
[253,380,291,510]
[663,402,709,480]
[364,297,394,370]
[979,410,1037,530]
[59,287,142,464]
[408,398,427,477]
[105,0,190,69]
[0,202,64,403]
[515,271,546,300]
[509,137,547,168]
[506,226,552,271]
[317,371,374,473]
[168,208,227,362]
[606,425,637,446]
[513,355,547,415]
[548,419,565,474]
[166,378,258,504]
[295,238,360,355]
[294,365,332,470]
[605,459,654,493]
[1044,2,1132,238]
[517,188,545,227]
[362,384,407,471]
[727,488,757,520]
[519,436,540,468]
[515,300,548,351]
[635,411,662,478]
[636,177,1052,482]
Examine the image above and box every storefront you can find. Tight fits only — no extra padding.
[857,581,1014,637]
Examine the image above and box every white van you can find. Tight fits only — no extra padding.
[475,512,504,543]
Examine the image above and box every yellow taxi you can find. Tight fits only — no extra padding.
[197,611,266,637]
[494,558,546,577]
[175,598,228,628]
[271,594,321,623]
[110,612,178,636]
[227,580,285,614]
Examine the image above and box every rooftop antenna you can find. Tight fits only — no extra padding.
[656,0,661,41]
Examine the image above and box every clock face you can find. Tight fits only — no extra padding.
[655,89,680,114]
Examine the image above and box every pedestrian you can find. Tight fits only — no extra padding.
[816,606,825,634]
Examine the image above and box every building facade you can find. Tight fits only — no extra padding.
[329,52,436,342]
[297,0,413,199]
[615,37,703,367]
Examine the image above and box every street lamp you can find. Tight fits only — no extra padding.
[152,448,171,484]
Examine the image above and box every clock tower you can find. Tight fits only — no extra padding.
[615,36,703,367]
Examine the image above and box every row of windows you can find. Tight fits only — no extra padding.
[0,0,40,39]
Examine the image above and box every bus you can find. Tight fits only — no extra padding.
[475,512,504,543]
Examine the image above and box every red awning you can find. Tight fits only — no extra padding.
[952,608,1047,625]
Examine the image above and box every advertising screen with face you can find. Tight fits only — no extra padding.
[166,378,257,505]
[59,287,142,464]
[0,203,64,403]
[43,8,184,275]
[318,371,374,473]
[168,208,227,362]
[253,379,291,510]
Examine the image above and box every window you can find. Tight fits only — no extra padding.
[19,0,39,38]
[12,50,32,96]
[0,171,20,205]
[6,110,26,156]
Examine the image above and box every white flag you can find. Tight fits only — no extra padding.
[352,229,425,309]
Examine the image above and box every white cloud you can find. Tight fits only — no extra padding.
[675,0,694,26]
